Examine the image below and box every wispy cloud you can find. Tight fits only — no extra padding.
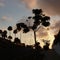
[20,0,60,15]
[1,16,13,22]
[20,0,38,9]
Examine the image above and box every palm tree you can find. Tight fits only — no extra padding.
[32,9,50,46]
[16,23,21,31]
[16,9,50,49]
[8,36,12,40]
[16,23,29,40]
[14,38,21,45]
[7,26,12,36]
[43,42,50,51]
[13,29,17,38]
[16,23,22,40]
[2,30,7,39]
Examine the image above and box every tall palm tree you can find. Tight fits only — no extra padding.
[7,26,12,36]
[32,9,50,46]
[15,9,50,49]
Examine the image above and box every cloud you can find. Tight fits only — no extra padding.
[38,0,60,15]
[50,20,60,35]
[20,0,60,15]
[20,0,37,9]
[0,2,5,7]
[1,16,13,22]
[36,26,48,38]
[0,0,5,7]
[36,26,55,49]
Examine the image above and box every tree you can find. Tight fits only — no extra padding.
[0,30,2,37]
[2,30,7,39]
[43,42,50,51]
[53,31,60,45]
[16,23,21,31]
[7,26,12,36]
[8,36,12,40]
[14,38,21,45]
[16,9,50,48]
[32,9,50,45]
[13,29,17,38]
[16,23,29,40]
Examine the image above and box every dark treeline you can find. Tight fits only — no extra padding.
[0,9,60,60]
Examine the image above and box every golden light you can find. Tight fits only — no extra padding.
[37,28,55,49]
[47,30,55,49]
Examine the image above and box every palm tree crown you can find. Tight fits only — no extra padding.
[8,26,12,31]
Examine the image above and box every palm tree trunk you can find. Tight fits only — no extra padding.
[34,31,37,45]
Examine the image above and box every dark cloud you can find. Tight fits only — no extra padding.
[20,0,60,15]
[38,0,60,15]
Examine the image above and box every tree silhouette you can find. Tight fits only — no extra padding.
[14,38,21,45]
[16,9,50,48]
[13,29,17,38]
[7,26,12,36]
[43,42,50,51]
[53,31,60,45]
[8,36,12,40]
[2,30,7,39]
[32,9,50,46]
[0,30,2,37]
[16,23,21,31]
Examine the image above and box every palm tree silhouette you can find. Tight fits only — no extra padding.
[16,9,50,49]
[16,23,21,31]
[2,30,7,39]
[13,29,17,38]
[8,36,12,40]
[16,23,30,42]
[14,38,21,45]
[43,42,50,51]
[32,9,50,46]
[7,26,12,36]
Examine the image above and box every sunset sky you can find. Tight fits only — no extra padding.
[0,0,60,49]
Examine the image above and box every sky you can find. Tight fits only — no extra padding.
[0,0,60,49]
